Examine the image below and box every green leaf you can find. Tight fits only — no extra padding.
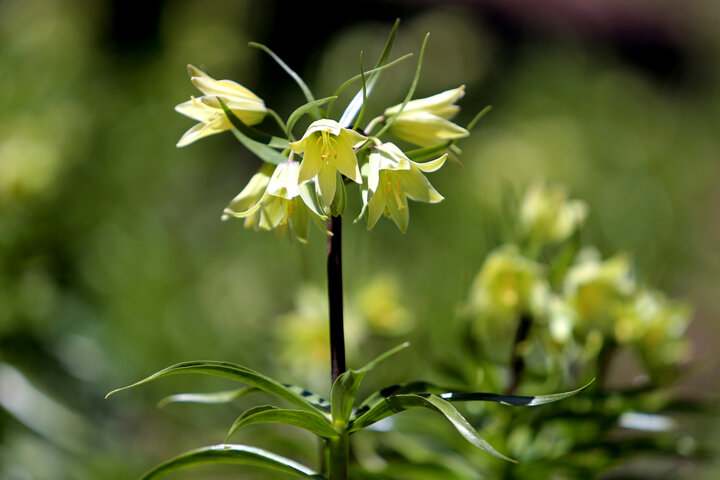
[331,342,409,428]
[437,379,595,405]
[465,105,492,132]
[138,444,325,480]
[285,96,337,138]
[158,387,260,409]
[351,394,515,462]
[217,99,289,165]
[106,361,329,418]
[405,141,453,163]
[216,98,289,149]
[249,42,321,119]
[374,32,430,138]
[352,51,369,130]
[327,53,412,118]
[339,19,400,128]
[226,405,339,440]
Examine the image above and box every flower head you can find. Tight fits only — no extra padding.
[466,245,549,320]
[222,162,326,242]
[361,142,446,233]
[383,86,470,147]
[563,249,635,335]
[519,182,588,248]
[175,65,266,147]
[289,119,367,206]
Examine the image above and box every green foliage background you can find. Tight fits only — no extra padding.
[1,0,718,478]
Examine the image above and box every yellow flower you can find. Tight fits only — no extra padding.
[519,182,588,248]
[466,245,549,320]
[175,65,266,147]
[289,119,367,206]
[563,249,635,335]
[383,86,469,147]
[361,142,446,233]
[222,162,326,242]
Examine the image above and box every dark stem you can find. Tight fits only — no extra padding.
[507,312,532,394]
[327,215,346,384]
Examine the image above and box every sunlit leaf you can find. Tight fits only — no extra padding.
[138,444,325,480]
[226,405,339,440]
[157,387,260,409]
[328,53,412,118]
[339,19,400,128]
[106,361,329,418]
[331,342,409,428]
[286,96,337,138]
[249,42,320,119]
[218,99,289,165]
[374,33,429,138]
[350,393,514,462]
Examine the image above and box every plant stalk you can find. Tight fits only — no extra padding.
[507,312,532,394]
[326,215,348,480]
[327,215,347,383]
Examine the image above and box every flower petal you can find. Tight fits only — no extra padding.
[389,113,469,147]
[399,167,444,204]
[410,153,447,173]
[333,135,362,183]
[316,163,337,207]
[366,190,386,230]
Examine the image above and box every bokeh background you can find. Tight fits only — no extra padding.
[1,0,719,478]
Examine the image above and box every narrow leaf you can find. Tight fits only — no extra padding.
[438,379,595,406]
[331,342,409,428]
[226,405,339,440]
[339,19,400,128]
[138,444,325,480]
[249,42,320,118]
[327,53,412,117]
[217,99,289,165]
[286,96,337,138]
[106,361,329,417]
[374,32,429,138]
[158,387,260,408]
[465,105,492,132]
[351,51,369,130]
[351,394,514,462]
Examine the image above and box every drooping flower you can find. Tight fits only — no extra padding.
[222,162,327,242]
[519,182,588,248]
[289,119,367,206]
[383,86,470,147]
[360,142,446,233]
[175,65,266,147]
[562,248,635,336]
[465,245,549,321]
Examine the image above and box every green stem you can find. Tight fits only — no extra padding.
[327,434,349,480]
[507,312,532,394]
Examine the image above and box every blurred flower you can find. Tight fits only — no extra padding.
[290,119,366,206]
[354,274,413,336]
[519,182,588,248]
[563,249,635,335]
[175,64,266,147]
[547,295,576,344]
[276,284,365,392]
[360,142,446,233]
[383,86,469,147]
[222,162,327,242]
[615,290,690,373]
[466,245,549,320]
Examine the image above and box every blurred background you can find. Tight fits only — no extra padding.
[1,0,718,478]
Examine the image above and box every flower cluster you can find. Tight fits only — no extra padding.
[464,183,691,378]
[175,54,477,240]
